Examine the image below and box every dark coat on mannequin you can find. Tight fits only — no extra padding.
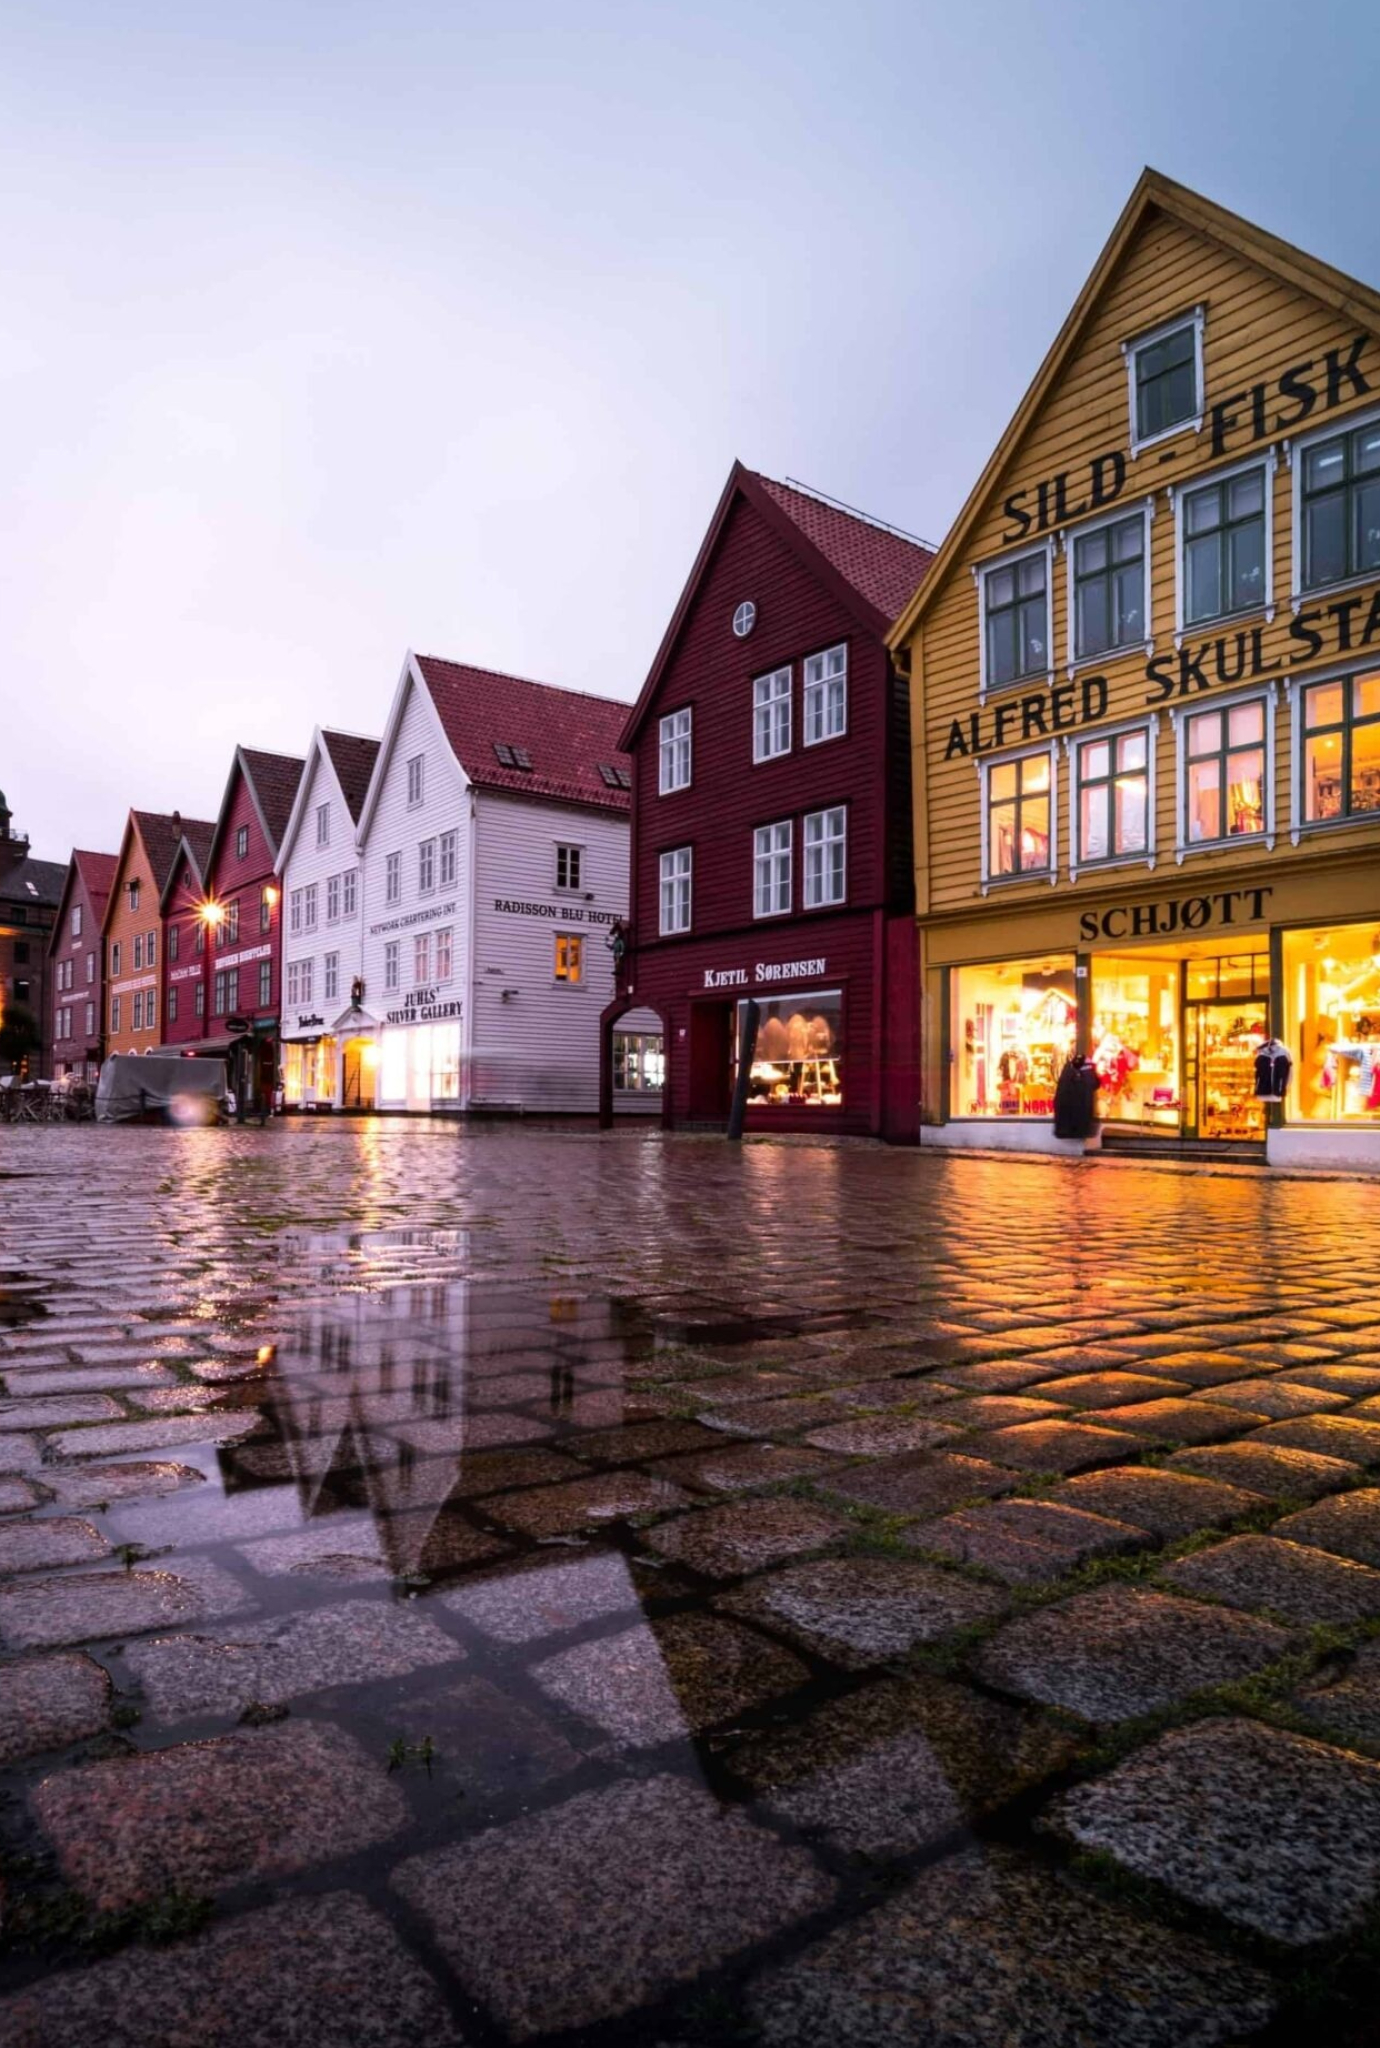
[1053,1056,1100,1140]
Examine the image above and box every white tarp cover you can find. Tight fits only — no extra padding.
[96,1055,231,1124]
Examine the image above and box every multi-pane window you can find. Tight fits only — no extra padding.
[133,935,143,970]
[439,831,457,887]
[753,667,791,761]
[659,708,692,793]
[385,852,401,905]
[167,986,178,1025]
[1184,700,1267,844]
[803,645,847,744]
[111,942,122,976]
[803,808,846,907]
[258,959,272,1007]
[324,951,339,1001]
[290,889,302,934]
[111,995,121,1033]
[298,960,315,1004]
[435,926,453,980]
[384,941,400,991]
[194,983,205,1018]
[236,825,249,859]
[316,802,330,846]
[213,973,230,1017]
[132,991,142,1031]
[1182,469,1267,625]
[168,924,179,963]
[753,822,792,918]
[260,888,272,932]
[1301,673,1380,824]
[659,847,692,934]
[406,754,425,806]
[418,839,436,894]
[225,900,240,944]
[984,552,1048,689]
[303,883,318,931]
[342,868,357,916]
[286,960,300,1005]
[1073,514,1145,658]
[326,873,340,923]
[555,844,582,890]
[195,921,205,954]
[1301,421,1380,590]
[1075,728,1150,864]
[71,904,82,937]
[147,929,156,966]
[85,951,94,982]
[414,932,431,984]
[554,933,583,984]
[987,753,1052,878]
[129,879,140,910]
[85,1001,95,1035]
[1130,318,1198,445]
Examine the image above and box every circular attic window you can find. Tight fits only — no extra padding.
[731,600,757,639]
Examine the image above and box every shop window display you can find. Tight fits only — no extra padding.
[736,989,843,1109]
[1090,958,1181,1126]
[951,959,1076,1117]
[1284,923,1380,1123]
[613,1031,665,1092]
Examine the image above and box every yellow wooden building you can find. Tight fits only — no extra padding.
[890,170,1380,1168]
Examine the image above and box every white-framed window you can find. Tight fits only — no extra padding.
[147,929,156,966]
[133,934,142,970]
[978,542,1053,695]
[1067,503,1152,664]
[258,959,272,1008]
[86,951,94,983]
[659,708,692,794]
[1070,720,1155,874]
[225,899,239,944]
[979,746,1057,890]
[235,825,249,859]
[111,941,122,976]
[132,990,142,1031]
[71,904,82,938]
[128,878,140,910]
[342,868,357,916]
[385,852,401,905]
[804,644,847,744]
[753,667,791,762]
[326,873,340,923]
[384,940,400,992]
[414,932,431,984]
[803,807,846,907]
[659,846,692,934]
[111,994,121,1033]
[213,971,231,1016]
[418,838,436,894]
[1173,686,1274,854]
[406,754,425,807]
[555,843,582,891]
[732,599,757,638]
[195,983,204,1018]
[439,830,457,887]
[554,932,583,984]
[1290,666,1380,839]
[1293,407,1380,602]
[1176,455,1273,634]
[85,1000,94,1035]
[289,889,303,935]
[303,882,318,931]
[316,802,330,847]
[753,822,792,918]
[1124,306,1204,453]
[324,951,339,1002]
[436,926,453,981]
[286,959,301,1005]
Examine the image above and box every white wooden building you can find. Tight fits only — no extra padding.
[275,728,380,1109]
[353,651,660,1115]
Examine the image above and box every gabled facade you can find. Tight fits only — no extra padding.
[159,821,216,1051]
[891,169,1380,1170]
[276,727,379,1109]
[201,748,304,1112]
[354,651,647,1114]
[609,464,932,1139]
[46,850,117,1081]
[102,811,184,1057]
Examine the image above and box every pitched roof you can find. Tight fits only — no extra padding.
[752,474,934,623]
[131,811,191,896]
[240,749,306,852]
[322,731,381,822]
[414,656,632,812]
[888,166,1380,645]
[73,850,119,923]
[181,818,216,880]
[0,851,65,908]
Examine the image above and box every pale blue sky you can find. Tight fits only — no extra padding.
[6,0,1379,856]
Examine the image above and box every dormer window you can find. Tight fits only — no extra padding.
[494,743,532,770]
[598,762,632,789]
[1125,309,1204,452]
[128,879,140,911]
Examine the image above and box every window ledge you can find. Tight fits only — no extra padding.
[1174,831,1273,864]
[1065,643,1152,681]
[1289,814,1380,847]
[1292,569,1380,610]
[1130,417,1203,459]
[980,669,1056,706]
[980,870,1057,897]
[1175,604,1273,648]
[1069,853,1157,883]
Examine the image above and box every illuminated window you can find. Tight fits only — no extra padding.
[1074,727,1150,865]
[1300,672,1380,824]
[983,750,1054,882]
[1182,698,1268,845]
[436,926,453,980]
[555,933,584,984]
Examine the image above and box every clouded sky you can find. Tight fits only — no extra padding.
[6,0,1380,859]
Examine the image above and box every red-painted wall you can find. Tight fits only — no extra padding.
[203,770,282,1027]
[162,848,210,1046]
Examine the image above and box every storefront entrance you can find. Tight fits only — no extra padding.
[1090,943,1269,1145]
[1187,999,1268,1142]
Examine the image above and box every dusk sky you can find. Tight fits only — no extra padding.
[7,0,1380,860]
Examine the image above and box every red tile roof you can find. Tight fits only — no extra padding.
[240,750,306,854]
[180,819,216,882]
[132,811,192,895]
[415,656,632,812]
[322,731,381,823]
[72,850,119,925]
[752,474,934,624]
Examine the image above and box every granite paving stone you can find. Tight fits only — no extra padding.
[1024,1370,1186,1409]
[0,1475,43,1512]
[1163,1532,1380,1624]
[442,1551,644,1643]
[800,1413,960,1456]
[0,1363,177,1396]
[1273,1488,1380,1567]
[822,1449,1016,1517]
[1085,1397,1266,1444]
[0,1394,125,1428]
[391,1773,834,2040]
[566,1419,724,1464]
[1148,1352,1282,1387]
[1247,1412,1380,1465]
[1169,1440,1362,1500]
[47,1412,258,1459]
[747,1843,1276,2047]
[912,1497,1143,1584]
[1198,1377,1352,1418]
[1293,1639,1380,1751]
[912,1394,1068,1429]
[707,1394,843,1437]
[0,1651,112,1762]
[388,1674,582,1798]
[121,1596,464,1720]
[32,1718,408,1909]
[0,1516,110,1574]
[1051,1716,1380,1944]
[40,1459,206,1510]
[975,1585,1290,1721]
[1290,1364,1380,1397]
[0,1433,43,1472]
[0,1558,252,1650]
[720,1554,1006,1669]
[1050,1465,1266,1542]
[533,1611,809,1743]
[979,1418,1139,1473]
[0,1892,465,2048]
[928,1358,1072,1393]
[642,1497,847,1577]
[649,1440,836,1493]
[483,1470,690,1536]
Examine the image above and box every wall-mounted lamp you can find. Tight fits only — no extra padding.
[500,988,519,1002]
[263,884,280,907]
[198,900,225,928]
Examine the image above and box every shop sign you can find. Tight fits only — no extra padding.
[493,897,618,925]
[703,956,827,991]
[169,963,203,984]
[369,899,458,937]
[296,1012,324,1029]
[385,984,463,1025]
[110,973,157,996]
[1078,885,1272,944]
[216,942,271,971]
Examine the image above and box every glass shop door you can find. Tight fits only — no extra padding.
[1186,999,1268,1141]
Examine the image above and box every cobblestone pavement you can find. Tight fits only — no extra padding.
[2,1122,1380,2046]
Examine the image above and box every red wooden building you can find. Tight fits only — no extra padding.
[158,819,217,1050]
[605,465,932,1140]
[200,748,304,1109]
[45,850,117,1082]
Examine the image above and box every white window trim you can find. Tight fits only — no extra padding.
[1063,497,1156,675]
[1123,305,1206,457]
[659,846,692,935]
[1170,679,1278,860]
[752,666,792,764]
[1171,448,1277,643]
[553,840,585,893]
[1065,713,1159,883]
[553,931,586,988]
[406,755,425,808]
[1285,659,1380,846]
[801,806,847,910]
[1288,400,1380,610]
[752,820,793,920]
[977,741,1059,895]
[972,537,1057,703]
[802,643,848,748]
[658,708,693,795]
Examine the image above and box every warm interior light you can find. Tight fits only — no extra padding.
[263,885,279,907]
[361,1043,380,1068]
